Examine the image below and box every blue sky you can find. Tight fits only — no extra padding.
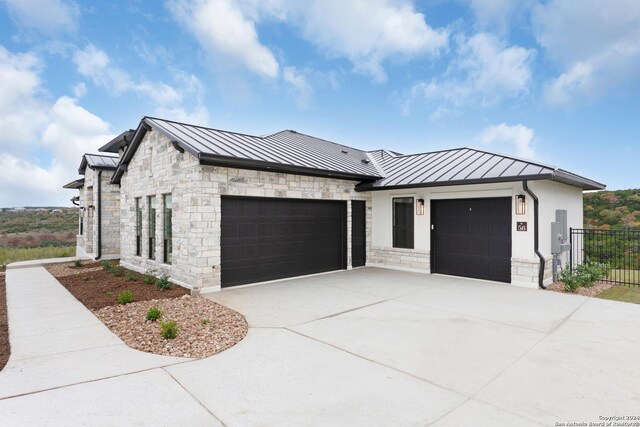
[0,0,638,207]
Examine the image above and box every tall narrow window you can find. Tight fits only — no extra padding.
[148,196,156,260]
[163,194,172,264]
[135,198,142,256]
[393,197,414,249]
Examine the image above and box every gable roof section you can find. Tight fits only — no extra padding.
[79,153,119,175]
[99,130,135,153]
[356,147,604,191]
[63,178,85,189]
[112,117,381,183]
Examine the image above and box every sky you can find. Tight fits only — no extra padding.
[0,0,638,207]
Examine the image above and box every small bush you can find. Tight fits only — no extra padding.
[146,307,162,322]
[101,260,115,273]
[106,291,114,297]
[201,318,210,325]
[116,290,133,304]
[125,271,137,281]
[111,266,125,277]
[155,274,172,291]
[560,262,610,292]
[160,320,178,339]
[73,259,84,267]
[143,269,157,284]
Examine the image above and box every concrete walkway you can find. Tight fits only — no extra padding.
[1,266,640,426]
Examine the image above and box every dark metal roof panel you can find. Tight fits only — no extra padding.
[63,178,85,189]
[85,154,119,169]
[145,117,380,178]
[99,130,135,153]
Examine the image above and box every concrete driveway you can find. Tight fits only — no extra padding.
[2,266,639,426]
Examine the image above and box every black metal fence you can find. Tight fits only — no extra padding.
[570,228,640,287]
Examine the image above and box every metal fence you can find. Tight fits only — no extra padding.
[570,228,640,287]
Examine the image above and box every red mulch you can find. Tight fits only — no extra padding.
[46,261,189,310]
[0,271,9,371]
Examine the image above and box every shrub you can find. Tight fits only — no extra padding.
[155,274,172,291]
[106,291,114,297]
[73,259,84,267]
[101,260,115,273]
[143,269,157,284]
[560,262,610,292]
[111,266,125,277]
[201,318,210,325]
[160,320,178,339]
[125,271,137,281]
[146,307,162,322]
[116,290,133,304]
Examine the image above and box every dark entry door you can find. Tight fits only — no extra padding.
[351,200,366,267]
[431,197,512,283]
[221,197,347,287]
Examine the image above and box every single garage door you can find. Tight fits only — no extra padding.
[431,197,512,283]
[221,197,347,287]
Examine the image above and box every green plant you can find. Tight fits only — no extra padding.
[146,307,162,321]
[155,273,172,291]
[116,290,133,304]
[125,271,137,281]
[143,269,157,284]
[73,259,84,267]
[101,260,115,273]
[560,262,610,292]
[201,318,210,325]
[112,266,125,277]
[106,291,114,297]
[160,320,178,339]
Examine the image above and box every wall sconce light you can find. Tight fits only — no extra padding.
[516,195,526,215]
[416,198,425,215]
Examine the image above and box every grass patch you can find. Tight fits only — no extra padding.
[608,269,640,285]
[0,245,75,266]
[596,286,640,304]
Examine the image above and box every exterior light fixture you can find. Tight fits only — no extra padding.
[516,195,526,215]
[416,198,425,215]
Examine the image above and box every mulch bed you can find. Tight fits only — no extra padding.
[546,280,614,297]
[0,269,9,371]
[45,261,248,358]
[46,261,189,310]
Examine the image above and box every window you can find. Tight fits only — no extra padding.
[135,198,142,256]
[393,197,414,249]
[163,194,172,264]
[148,196,156,260]
[79,213,84,236]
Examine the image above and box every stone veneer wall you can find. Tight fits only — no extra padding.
[369,247,430,272]
[97,170,120,256]
[120,129,372,292]
[511,256,553,288]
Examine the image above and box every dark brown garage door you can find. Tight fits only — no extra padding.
[431,198,512,283]
[221,197,347,287]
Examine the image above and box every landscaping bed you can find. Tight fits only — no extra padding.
[547,280,613,297]
[0,266,9,371]
[46,261,248,358]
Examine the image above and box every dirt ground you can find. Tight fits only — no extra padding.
[46,261,189,310]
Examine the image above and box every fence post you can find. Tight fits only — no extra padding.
[569,227,573,272]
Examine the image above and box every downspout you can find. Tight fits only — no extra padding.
[522,180,546,289]
[95,170,102,260]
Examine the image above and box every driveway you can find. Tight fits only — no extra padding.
[2,267,639,426]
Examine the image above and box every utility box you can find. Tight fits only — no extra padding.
[555,209,567,241]
[551,221,563,254]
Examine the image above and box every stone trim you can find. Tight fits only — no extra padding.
[369,246,430,272]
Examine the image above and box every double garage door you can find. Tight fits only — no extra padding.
[221,197,365,288]
[431,198,512,283]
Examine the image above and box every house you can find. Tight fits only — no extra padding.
[63,130,134,259]
[64,117,604,293]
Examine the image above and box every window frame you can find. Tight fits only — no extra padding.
[392,197,415,249]
[135,197,142,256]
[148,196,156,260]
[163,194,172,264]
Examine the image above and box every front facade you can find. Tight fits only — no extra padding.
[65,116,604,293]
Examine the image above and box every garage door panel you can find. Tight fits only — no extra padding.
[221,197,347,287]
[432,198,512,283]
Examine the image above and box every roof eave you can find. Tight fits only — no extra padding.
[199,153,381,182]
[63,178,85,189]
[355,174,554,192]
[111,119,152,184]
[552,170,606,191]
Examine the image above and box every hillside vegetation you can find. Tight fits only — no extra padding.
[584,189,640,229]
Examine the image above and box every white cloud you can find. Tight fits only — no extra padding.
[465,0,529,34]
[403,33,534,114]
[286,0,448,83]
[479,123,535,158]
[533,0,640,104]
[0,46,48,153]
[4,0,79,33]
[283,66,313,109]
[0,45,116,207]
[167,0,279,78]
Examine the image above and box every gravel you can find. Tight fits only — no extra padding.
[94,295,248,358]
